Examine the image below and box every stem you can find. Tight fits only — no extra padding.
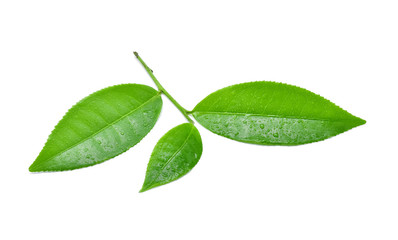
[134,52,194,124]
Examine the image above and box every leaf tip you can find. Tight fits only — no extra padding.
[139,185,150,193]
[29,162,40,172]
[29,159,48,172]
[354,116,367,127]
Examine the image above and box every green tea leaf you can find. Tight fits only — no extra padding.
[140,123,202,192]
[29,84,162,172]
[192,81,365,145]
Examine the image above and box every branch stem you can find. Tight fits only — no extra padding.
[134,52,193,123]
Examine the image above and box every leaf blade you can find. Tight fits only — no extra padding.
[140,123,203,192]
[193,81,365,145]
[30,84,162,172]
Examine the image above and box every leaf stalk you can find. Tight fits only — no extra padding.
[134,52,194,123]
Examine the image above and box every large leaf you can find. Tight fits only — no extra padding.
[192,81,365,145]
[29,84,162,172]
[140,123,202,192]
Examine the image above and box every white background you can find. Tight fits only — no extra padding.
[0,1,397,239]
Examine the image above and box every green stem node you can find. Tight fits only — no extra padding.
[134,52,194,124]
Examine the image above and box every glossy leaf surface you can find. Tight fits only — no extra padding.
[140,123,202,192]
[30,84,162,172]
[193,81,365,145]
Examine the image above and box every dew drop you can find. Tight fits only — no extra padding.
[260,124,265,129]
[273,132,279,138]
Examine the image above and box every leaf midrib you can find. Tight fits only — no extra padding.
[193,111,356,122]
[39,93,161,163]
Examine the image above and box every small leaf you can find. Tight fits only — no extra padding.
[140,123,202,192]
[30,84,162,172]
[192,81,365,145]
